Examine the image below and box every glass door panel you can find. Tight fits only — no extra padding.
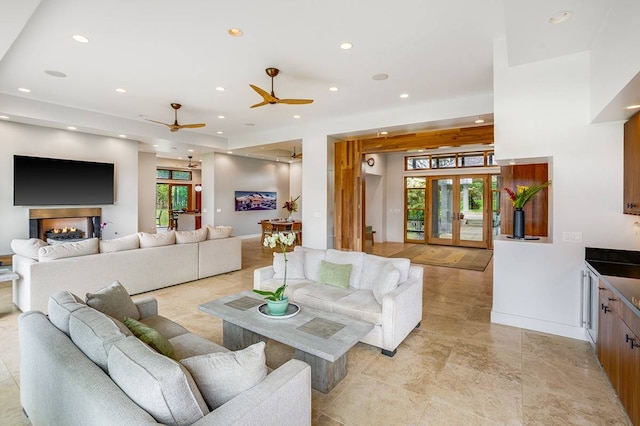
[171,185,190,211]
[156,184,169,228]
[429,178,454,244]
[459,177,484,244]
[405,177,426,242]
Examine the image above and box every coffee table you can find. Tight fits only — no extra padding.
[199,291,374,393]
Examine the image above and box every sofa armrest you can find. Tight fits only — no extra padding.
[191,359,311,426]
[380,265,424,352]
[134,297,158,319]
[253,265,275,290]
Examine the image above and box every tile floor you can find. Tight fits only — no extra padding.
[0,239,631,425]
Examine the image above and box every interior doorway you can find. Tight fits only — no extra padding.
[156,183,192,229]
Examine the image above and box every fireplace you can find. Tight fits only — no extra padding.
[29,208,101,242]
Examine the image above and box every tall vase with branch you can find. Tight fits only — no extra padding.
[504,180,551,239]
[283,195,300,221]
[253,232,296,315]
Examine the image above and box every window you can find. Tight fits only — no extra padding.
[405,150,495,171]
[156,169,192,180]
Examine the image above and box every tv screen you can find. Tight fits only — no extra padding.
[14,155,115,206]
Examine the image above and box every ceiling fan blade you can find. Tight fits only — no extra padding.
[250,100,270,108]
[177,123,206,129]
[278,98,314,105]
[146,119,173,127]
[250,84,276,100]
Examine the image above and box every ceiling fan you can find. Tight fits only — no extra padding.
[147,103,206,132]
[186,156,198,168]
[249,68,314,108]
[292,146,302,159]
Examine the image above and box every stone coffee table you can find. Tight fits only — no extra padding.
[199,291,374,393]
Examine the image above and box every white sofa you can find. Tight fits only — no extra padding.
[19,289,311,425]
[12,227,242,314]
[254,246,423,356]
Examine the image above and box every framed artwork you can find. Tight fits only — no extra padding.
[235,191,277,211]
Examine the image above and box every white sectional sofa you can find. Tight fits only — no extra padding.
[19,288,311,425]
[254,246,423,356]
[12,226,242,314]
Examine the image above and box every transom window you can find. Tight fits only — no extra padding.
[405,151,495,171]
[156,169,192,180]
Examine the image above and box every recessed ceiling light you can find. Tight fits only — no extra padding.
[218,115,225,119]
[547,11,573,25]
[289,160,293,164]
[340,42,353,50]
[18,87,31,93]
[217,131,223,134]
[178,157,182,160]
[625,104,640,110]
[199,159,202,162]
[153,144,159,147]
[228,28,243,37]
[67,126,76,130]
[118,134,127,138]
[293,115,301,119]
[72,34,89,43]
[400,93,409,98]
[215,87,225,91]
[475,118,485,124]
[45,70,66,78]
[372,73,389,81]
[227,151,233,154]
[0,115,9,120]
[115,88,127,93]
[188,149,194,152]
[329,87,339,92]
[509,160,516,165]
[380,131,388,135]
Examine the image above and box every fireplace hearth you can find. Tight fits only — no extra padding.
[29,208,101,241]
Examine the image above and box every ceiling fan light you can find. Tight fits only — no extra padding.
[547,11,573,25]
[340,42,353,50]
[228,28,243,37]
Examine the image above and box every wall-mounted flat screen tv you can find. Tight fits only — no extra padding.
[14,155,115,206]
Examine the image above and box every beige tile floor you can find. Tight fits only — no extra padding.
[0,239,631,425]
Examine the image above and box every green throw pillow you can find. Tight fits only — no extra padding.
[123,317,176,360]
[317,260,352,289]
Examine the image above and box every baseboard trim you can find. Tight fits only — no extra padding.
[491,311,588,341]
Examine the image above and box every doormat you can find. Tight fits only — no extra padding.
[390,245,493,271]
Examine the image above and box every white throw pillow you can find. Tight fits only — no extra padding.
[206,225,233,240]
[38,238,99,262]
[11,238,48,260]
[294,246,326,282]
[48,291,86,336]
[361,254,411,291]
[139,231,176,248]
[175,228,208,244]
[99,233,140,253]
[372,264,401,304]
[273,251,305,279]
[180,341,267,410]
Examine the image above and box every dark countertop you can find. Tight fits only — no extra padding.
[586,247,640,315]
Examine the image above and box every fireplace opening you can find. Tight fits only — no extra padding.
[29,208,101,242]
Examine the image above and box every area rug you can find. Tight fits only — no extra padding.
[390,245,493,271]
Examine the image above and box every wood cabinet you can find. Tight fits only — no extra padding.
[617,317,640,425]
[624,111,640,215]
[597,285,619,390]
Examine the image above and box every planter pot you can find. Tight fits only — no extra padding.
[513,208,525,239]
[267,297,289,316]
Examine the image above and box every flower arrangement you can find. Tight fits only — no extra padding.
[283,195,300,214]
[253,232,296,301]
[504,181,551,208]
[100,221,112,230]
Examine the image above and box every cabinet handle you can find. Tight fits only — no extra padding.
[627,203,636,209]
[608,297,616,301]
[627,334,640,349]
[603,305,611,314]
[598,287,605,291]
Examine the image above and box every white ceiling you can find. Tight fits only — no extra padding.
[0,0,620,161]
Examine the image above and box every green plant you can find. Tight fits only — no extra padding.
[253,232,296,301]
[283,195,300,213]
[504,180,551,208]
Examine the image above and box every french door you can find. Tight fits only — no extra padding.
[404,175,493,248]
[156,183,192,228]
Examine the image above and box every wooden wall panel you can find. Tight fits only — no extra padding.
[334,140,364,251]
[500,164,549,237]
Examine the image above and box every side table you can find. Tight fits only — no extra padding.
[0,270,19,283]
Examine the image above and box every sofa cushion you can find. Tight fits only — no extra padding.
[38,238,99,261]
[11,238,47,260]
[317,260,352,289]
[373,264,401,304]
[273,251,305,280]
[108,336,209,426]
[362,254,411,288]
[294,246,326,281]
[69,306,129,372]
[206,225,233,240]
[169,333,228,360]
[258,279,311,300]
[86,280,140,321]
[141,315,191,339]
[48,290,86,336]
[180,341,267,410]
[99,233,140,253]
[139,230,176,248]
[333,291,383,326]
[124,317,176,359]
[325,249,365,289]
[294,283,354,312]
[175,228,208,244]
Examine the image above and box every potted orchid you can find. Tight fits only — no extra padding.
[253,231,296,315]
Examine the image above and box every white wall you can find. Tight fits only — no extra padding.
[137,151,157,234]
[213,154,290,236]
[492,39,640,340]
[289,161,302,222]
[0,121,139,251]
[385,153,407,242]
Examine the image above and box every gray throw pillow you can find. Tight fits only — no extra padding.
[86,280,140,321]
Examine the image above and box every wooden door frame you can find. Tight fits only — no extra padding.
[333,125,494,251]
